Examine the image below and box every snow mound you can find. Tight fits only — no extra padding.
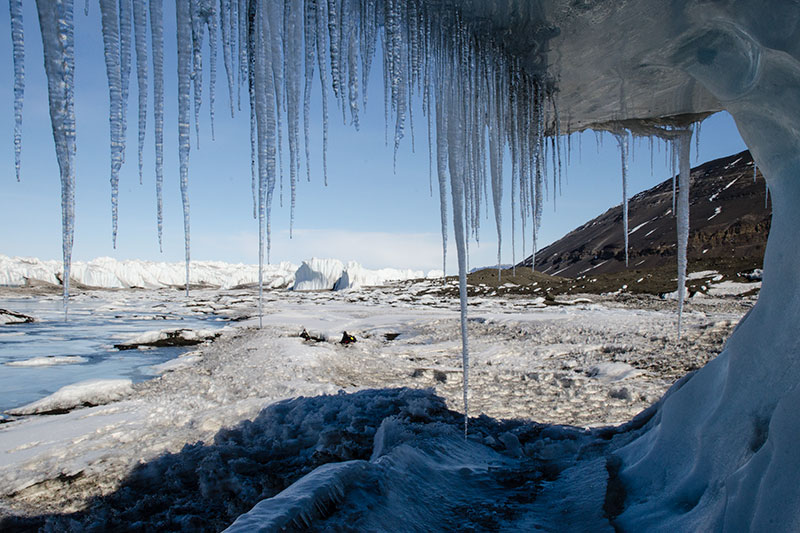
[292,258,427,291]
[7,379,133,415]
[5,355,88,367]
[0,254,297,289]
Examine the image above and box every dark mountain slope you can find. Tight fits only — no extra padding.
[520,150,770,278]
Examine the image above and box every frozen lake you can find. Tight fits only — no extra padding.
[0,289,227,412]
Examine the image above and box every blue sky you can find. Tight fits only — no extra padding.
[0,4,747,273]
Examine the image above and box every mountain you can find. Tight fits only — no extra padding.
[520,150,771,278]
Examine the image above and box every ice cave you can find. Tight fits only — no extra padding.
[5,0,800,530]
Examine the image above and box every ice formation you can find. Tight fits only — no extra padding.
[5,0,800,529]
[291,257,426,291]
[0,254,429,291]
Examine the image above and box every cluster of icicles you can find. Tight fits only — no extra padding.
[10,0,698,434]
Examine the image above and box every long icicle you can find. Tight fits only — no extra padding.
[615,132,630,266]
[35,0,76,318]
[149,0,165,251]
[176,0,193,296]
[132,0,147,184]
[676,129,692,337]
[99,0,124,248]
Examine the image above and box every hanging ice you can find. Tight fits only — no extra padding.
[99,0,124,248]
[676,129,692,337]
[149,0,165,251]
[9,0,24,182]
[118,0,132,165]
[176,0,193,295]
[132,0,147,184]
[35,0,76,316]
[616,132,630,267]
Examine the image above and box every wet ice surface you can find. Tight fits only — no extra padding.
[0,289,227,412]
[0,283,750,522]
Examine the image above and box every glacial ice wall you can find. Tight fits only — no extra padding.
[291,257,427,291]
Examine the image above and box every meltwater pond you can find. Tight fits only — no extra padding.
[0,289,228,413]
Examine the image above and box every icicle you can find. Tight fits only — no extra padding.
[10,0,24,182]
[150,0,165,251]
[118,0,132,163]
[176,0,193,295]
[676,129,692,337]
[435,87,448,285]
[253,0,278,325]
[219,0,236,117]
[190,0,206,149]
[133,0,147,184]
[303,0,317,182]
[316,0,329,185]
[446,94,470,437]
[695,120,701,161]
[285,0,302,235]
[99,0,124,248]
[754,160,758,182]
[615,132,629,267]
[35,0,76,317]
[206,1,218,140]
[671,138,677,213]
[237,0,247,108]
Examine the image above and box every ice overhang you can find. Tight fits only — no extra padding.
[452,0,724,132]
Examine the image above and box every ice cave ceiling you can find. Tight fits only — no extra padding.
[455,0,726,130]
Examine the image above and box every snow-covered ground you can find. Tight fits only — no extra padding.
[0,283,750,528]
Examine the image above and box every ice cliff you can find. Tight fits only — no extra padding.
[291,257,429,291]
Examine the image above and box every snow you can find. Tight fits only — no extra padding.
[7,378,133,415]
